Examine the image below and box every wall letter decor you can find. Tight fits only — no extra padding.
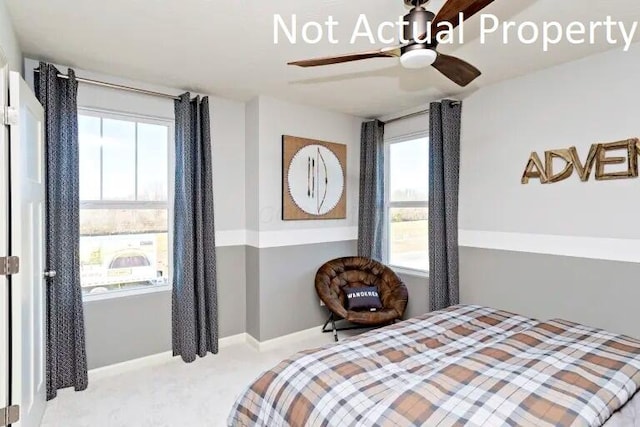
[545,149,574,183]
[282,135,347,220]
[521,152,548,184]
[522,138,640,184]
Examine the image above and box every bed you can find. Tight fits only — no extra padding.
[228,305,640,427]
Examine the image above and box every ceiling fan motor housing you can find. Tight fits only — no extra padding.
[402,7,438,54]
[403,0,429,6]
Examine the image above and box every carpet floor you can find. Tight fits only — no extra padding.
[42,331,349,427]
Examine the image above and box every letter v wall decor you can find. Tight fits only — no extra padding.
[282,135,347,220]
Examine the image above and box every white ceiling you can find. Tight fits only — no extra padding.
[6,0,640,118]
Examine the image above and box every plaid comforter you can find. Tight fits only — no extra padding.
[228,305,640,427]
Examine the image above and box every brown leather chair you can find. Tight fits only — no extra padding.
[315,257,409,341]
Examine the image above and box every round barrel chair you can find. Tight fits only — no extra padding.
[315,257,409,341]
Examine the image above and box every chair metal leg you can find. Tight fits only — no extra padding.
[322,312,394,342]
[330,314,338,342]
[322,314,332,332]
[321,313,339,342]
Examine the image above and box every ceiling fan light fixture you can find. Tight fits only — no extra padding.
[400,49,437,69]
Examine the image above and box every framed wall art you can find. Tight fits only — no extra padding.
[282,135,347,220]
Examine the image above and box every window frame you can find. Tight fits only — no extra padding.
[78,107,175,301]
[384,130,430,277]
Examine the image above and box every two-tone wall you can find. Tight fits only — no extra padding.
[19,53,436,368]
[25,58,248,369]
[459,43,640,339]
[245,96,362,341]
[20,60,429,368]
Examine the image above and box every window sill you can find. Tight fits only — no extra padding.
[390,266,429,279]
[82,284,171,303]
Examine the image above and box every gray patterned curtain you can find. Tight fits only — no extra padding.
[172,93,218,362]
[357,120,385,261]
[429,100,462,311]
[35,62,88,400]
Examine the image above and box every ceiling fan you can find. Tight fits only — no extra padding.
[288,0,496,87]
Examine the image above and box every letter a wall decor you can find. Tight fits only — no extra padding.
[282,135,347,220]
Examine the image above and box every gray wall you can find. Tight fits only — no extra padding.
[460,247,640,339]
[249,241,429,342]
[245,246,260,340]
[217,246,247,339]
[84,290,171,369]
[255,241,357,341]
[85,246,246,369]
[398,273,428,319]
[458,43,640,339]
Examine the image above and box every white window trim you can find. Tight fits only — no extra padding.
[78,107,175,302]
[384,130,430,277]
[393,266,430,279]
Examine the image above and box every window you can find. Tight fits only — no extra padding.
[385,135,429,272]
[78,110,172,298]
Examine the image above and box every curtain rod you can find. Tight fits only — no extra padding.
[33,68,181,100]
[381,100,461,125]
[382,109,429,125]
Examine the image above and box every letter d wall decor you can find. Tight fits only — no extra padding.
[522,138,640,184]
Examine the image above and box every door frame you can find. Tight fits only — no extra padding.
[0,46,10,418]
[8,71,47,427]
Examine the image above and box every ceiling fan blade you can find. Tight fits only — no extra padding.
[434,0,496,29]
[288,48,399,67]
[412,0,495,44]
[431,53,481,87]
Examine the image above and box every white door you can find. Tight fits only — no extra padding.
[8,72,46,427]
[0,57,9,421]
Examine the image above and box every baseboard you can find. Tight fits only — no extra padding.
[219,332,248,347]
[89,351,174,381]
[245,333,260,351]
[87,327,326,379]
[246,325,324,352]
[88,332,248,380]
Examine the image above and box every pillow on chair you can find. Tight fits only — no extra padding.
[344,286,383,311]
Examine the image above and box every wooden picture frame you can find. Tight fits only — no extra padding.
[282,135,347,220]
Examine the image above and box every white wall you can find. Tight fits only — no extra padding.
[0,0,21,72]
[24,58,246,232]
[245,98,260,232]
[383,109,429,141]
[254,96,361,233]
[460,44,640,241]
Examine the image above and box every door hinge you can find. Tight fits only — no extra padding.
[0,256,19,276]
[0,106,18,127]
[0,405,19,426]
